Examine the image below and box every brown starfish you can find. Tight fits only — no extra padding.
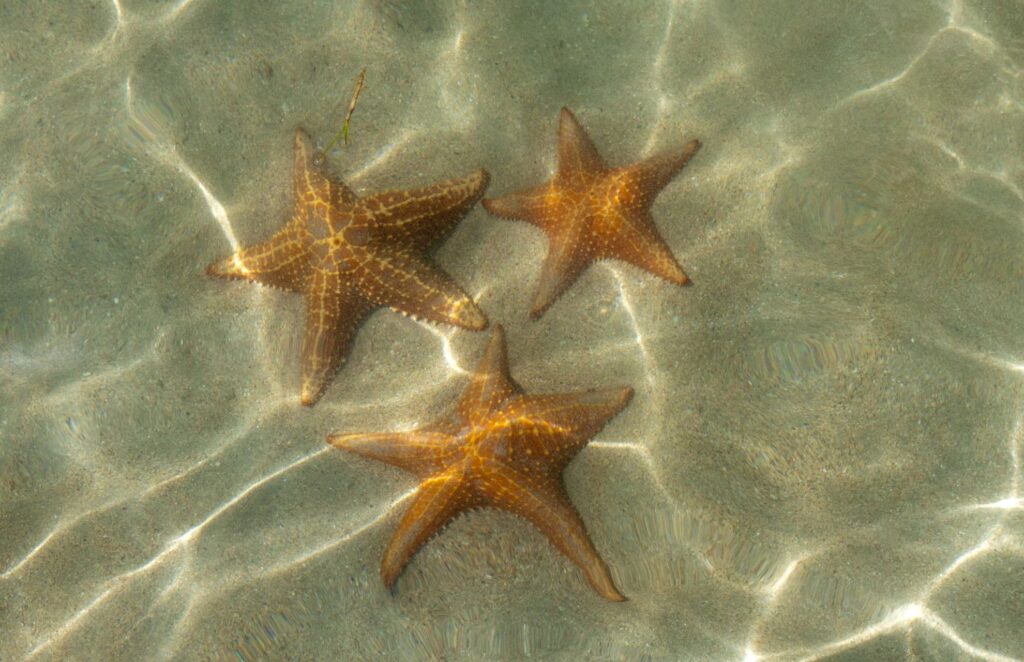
[483,107,701,318]
[327,325,632,601]
[208,128,489,406]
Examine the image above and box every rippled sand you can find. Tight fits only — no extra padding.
[2,1,1023,660]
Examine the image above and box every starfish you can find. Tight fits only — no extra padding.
[327,325,632,601]
[483,107,701,318]
[208,128,489,406]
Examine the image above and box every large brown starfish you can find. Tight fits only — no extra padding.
[483,107,701,318]
[208,128,489,406]
[327,325,632,601]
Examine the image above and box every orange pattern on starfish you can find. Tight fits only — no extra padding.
[208,128,489,406]
[327,325,632,601]
[483,107,701,318]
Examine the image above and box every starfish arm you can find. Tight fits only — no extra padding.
[381,468,472,589]
[456,325,519,420]
[353,249,487,330]
[359,170,489,247]
[206,220,311,292]
[293,128,356,208]
[327,429,455,475]
[478,459,625,601]
[622,138,701,210]
[529,226,591,318]
[481,182,560,230]
[499,388,634,473]
[603,210,690,285]
[299,268,372,406]
[556,107,607,181]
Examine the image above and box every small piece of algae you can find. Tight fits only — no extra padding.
[325,67,366,153]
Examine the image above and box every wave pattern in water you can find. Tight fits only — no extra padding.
[1,1,1023,661]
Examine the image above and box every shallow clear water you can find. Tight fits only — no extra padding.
[1,1,1023,660]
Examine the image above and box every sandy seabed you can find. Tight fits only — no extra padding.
[1,1,1023,660]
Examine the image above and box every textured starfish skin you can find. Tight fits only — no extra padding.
[483,107,701,318]
[327,325,632,601]
[208,128,489,406]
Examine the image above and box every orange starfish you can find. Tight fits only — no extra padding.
[208,128,489,406]
[483,107,701,318]
[327,325,632,601]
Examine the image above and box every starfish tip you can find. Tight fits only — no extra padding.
[527,287,559,319]
[480,197,504,217]
[482,322,506,352]
[299,388,321,407]
[596,583,628,602]
[380,562,401,591]
[471,168,491,189]
[205,256,238,280]
[457,305,489,331]
[657,261,691,287]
